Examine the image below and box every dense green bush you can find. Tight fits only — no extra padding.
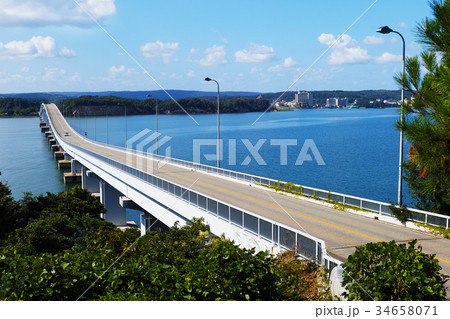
[342,240,448,301]
[0,182,330,301]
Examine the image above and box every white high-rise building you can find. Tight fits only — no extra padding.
[326,97,348,108]
[295,91,313,107]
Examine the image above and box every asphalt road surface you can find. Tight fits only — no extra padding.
[45,104,450,285]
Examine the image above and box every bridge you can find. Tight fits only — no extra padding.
[40,103,450,279]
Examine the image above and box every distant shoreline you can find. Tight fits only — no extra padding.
[0,106,400,119]
[0,115,38,118]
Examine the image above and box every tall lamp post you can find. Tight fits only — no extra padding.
[377,25,406,206]
[106,109,109,145]
[119,103,127,148]
[146,94,158,155]
[205,77,220,168]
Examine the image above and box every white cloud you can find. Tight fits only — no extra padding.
[374,52,402,64]
[409,42,422,51]
[390,37,399,44]
[43,67,66,81]
[398,22,408,28]
[186,70,195,77]
[234,43,275,63]
[70,72,81,82]
[268,57,298,72]
[95,65,140,89]
[318,33,371,65]
[109,65,126,76]
[0,36,76,60]
[318,33,357,48]
[250,67,261,74]
[190,45,227,66]
[140,41,180,64]
[0,0,116,27]
[0,70,35,85]
[362,35,385,45]
[169,73,182,79]
[107,65,136,78]
[59,47,76,57]
[328,47,371,65]
[189,48,199,54]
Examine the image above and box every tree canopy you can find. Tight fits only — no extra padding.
[0,182,330,301]
[0,98,41,117]
[60,95,272,116]
[342,240,448,301]
[396,0,450,214]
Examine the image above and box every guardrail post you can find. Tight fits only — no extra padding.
[258,219,260,239]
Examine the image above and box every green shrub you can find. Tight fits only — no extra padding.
[342,240,448,301]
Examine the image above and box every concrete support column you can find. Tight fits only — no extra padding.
[119,196,169,235]
[81,167,101,194]
[140,213,151,236]
[100,181,127,226]
[71,159,82,174]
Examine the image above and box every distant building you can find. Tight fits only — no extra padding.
[295,91,314,107]
[326,97,348,108]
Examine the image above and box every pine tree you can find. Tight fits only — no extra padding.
[396,0,450,214]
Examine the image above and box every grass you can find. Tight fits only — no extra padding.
[260,181,374,214]
[414,222,450,239]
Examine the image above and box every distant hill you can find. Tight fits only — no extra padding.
[0,90,261,102]
[1,89,410,107]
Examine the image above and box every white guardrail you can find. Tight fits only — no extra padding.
[41,103,450,230]
[41,104,343,271]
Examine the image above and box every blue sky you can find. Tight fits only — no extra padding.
[0,0,433,94]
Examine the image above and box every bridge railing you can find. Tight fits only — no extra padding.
[147,158,449,229]
[68,141,342,271]
[79,137,450,230]
[44,104,450,231]
[44,106,342,271]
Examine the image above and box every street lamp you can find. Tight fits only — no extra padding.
[84,106,87,137]
[147,94,158,155]
[118,103,127,148]
[106,109,109,145]
[377,25,406,206]
[205,77,220,168]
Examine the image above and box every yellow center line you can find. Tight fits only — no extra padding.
[47,105,450,265]
[157,167,385,242]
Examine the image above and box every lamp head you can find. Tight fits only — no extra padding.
[204,77,212,81]
[376,26,393,34]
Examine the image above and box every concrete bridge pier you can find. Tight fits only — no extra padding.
[138,211,169,234]
[63,159,82,184]
[81,167,100,193]
[140,213,151,236]
[81,167,101,202]
[71,159,82,174]
[100,181,127,226]
[119,196,169,235]
[54,151,65,160]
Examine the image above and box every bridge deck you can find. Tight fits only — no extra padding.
[46,104,450,276]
